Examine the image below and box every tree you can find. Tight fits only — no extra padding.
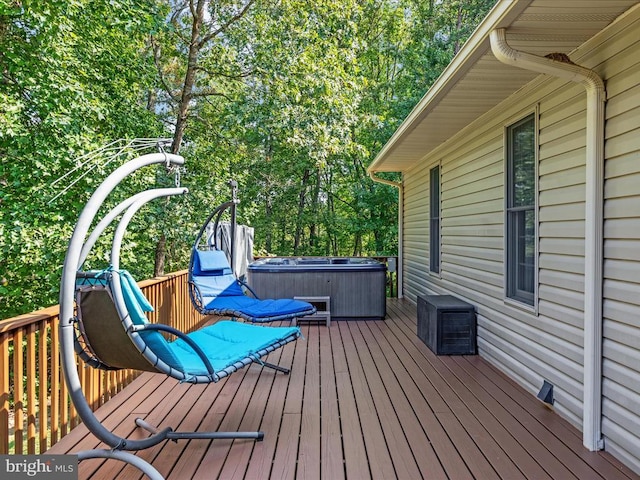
[148,0,258,274]
[0,0,498,319]
[0,0,164,318]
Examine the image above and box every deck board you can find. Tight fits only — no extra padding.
[243,343,291,480]
[298,324,321,480]
[47,298,640,480]
[339,321,397,480]
[364,320,456,480]
[388,303,555,479]
[318,322,344,480]
[382,304,496,479]
[331,321,368,479]
[353,321,433,479]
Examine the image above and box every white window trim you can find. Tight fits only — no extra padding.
[503,107,539,314]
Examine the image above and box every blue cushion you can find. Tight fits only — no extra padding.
[192,249,244,301]
[206,296,312,318]
[194,250,233,275]
[120,270,154,322]
[83,269,300,376]
[118,270,183,371]
[170,321,300,375]
[192,273,244,299]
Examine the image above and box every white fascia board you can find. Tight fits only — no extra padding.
[368,0,533,174]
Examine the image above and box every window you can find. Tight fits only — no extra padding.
[430,165,440,274]
[506,114,536,305]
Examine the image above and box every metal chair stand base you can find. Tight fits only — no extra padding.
[262,361,290,374]
[77,449,164,480]
[75,421,265,480]
[135,418,265,442]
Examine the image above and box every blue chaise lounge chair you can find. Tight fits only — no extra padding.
[189,248,316,322]
[188,180,316,324]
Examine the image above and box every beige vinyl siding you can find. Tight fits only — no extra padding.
[600,10,640,471]
[403,75,589,426]
[402,172,430,301]
[537,82,588,341]
[440,133,504,298]
[401,11,640,468]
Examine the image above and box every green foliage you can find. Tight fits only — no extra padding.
[0,0,165,318]
[0,0,496,319]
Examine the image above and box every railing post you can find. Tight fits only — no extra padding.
[50,316,60,446]
[38,319,48,453]
[13,328,24,454]
[0,332,9,454]
[26,323,36,453]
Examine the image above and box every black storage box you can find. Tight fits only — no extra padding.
[417,295,477,355]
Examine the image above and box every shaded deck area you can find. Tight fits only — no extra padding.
[47,299,639,479]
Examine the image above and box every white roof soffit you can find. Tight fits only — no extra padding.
[368,0,639,174]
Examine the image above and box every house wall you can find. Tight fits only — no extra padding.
[402,8,640,472]
[599,10,640,470]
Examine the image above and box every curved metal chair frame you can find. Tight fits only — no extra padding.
[187,181,316,323]
[59,153,300,479]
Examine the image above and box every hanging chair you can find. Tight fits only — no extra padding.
[188,180,316,323]
[59,152,301,479]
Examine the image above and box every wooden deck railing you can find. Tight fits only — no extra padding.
[0,270,208,455]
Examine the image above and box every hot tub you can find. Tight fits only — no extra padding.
[247,257,386,320]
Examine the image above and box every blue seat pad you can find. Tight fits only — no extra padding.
[205,295,312,318]
[193,273,245,298]
[113,269,300,376]
[171,321,300,375]
[193,250,234,276]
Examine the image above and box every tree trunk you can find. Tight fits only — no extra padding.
[309,170,321,248]
[154,234,166,277]
[294,169,310,254]
[328,196,338,255]
[171,0,205,154]
[352,233,362,257]
[454,5,464,54]
[156,1,205,274]
[265,196,273,253]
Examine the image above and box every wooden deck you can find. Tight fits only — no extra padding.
[48,299,640,480]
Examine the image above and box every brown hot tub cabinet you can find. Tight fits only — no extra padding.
[247,257,387,320]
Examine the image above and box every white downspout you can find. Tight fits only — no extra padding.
[490,28,605,451]
[369,171,404,298]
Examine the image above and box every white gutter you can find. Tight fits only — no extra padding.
[490,28,605,451]
[369,171,403,298]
